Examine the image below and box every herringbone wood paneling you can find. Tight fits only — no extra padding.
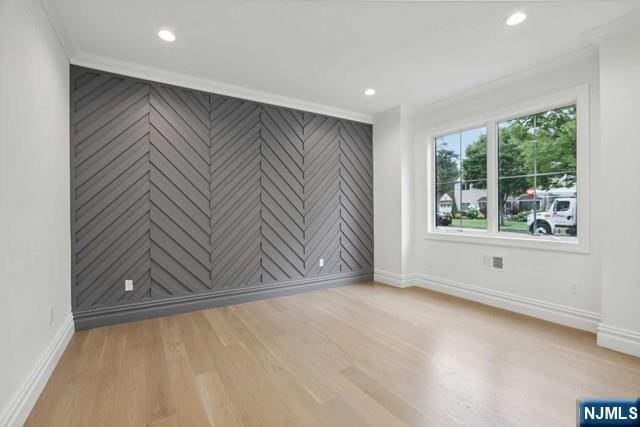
[339,121,374,272]
[72,67,151,309]
[260,105,305,283]
[210,96,262,289]
[150,84,212,295]
[304,115,342,276]
[71,66,373,321]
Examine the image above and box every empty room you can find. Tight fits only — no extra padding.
[2,0,640,425]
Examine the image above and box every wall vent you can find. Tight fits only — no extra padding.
[483,255,504,271]
[492,256,503,270]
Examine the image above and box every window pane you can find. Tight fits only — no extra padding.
[497,105,577,238]
[534,105,577,176]
[541,174,577,237]
[498,176,537,234]
[460,180,487,230]
[461,128,487,182]
[498,114,536,178]
[436,134,461,185]
[436,182,456,228]
[499,173,577,237]
[435,127,487,232]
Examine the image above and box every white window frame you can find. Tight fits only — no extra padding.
[425,85,590,254]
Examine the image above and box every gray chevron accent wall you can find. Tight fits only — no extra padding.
[70,66,373,329]
[210,97,262,290]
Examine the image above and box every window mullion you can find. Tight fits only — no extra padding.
[486,121,498,236]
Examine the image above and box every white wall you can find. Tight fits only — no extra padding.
[0,0,72,424]
[412,53,602,322]
[597,27,640,356]
[375,52,604,331]
[373,106,413,283]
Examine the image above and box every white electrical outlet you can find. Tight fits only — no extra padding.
[319,258,324,267]
[125,279,134,291]
[49,306,54,326]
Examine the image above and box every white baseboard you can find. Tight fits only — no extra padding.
[0,314,74,427]
[597,324,640,358]
[373,269,412,288]
[378,272,601,333]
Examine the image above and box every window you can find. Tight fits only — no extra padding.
[435,127,487,230]
[555,200,571,212]
[498,105,577,237]
[428,86,587,251]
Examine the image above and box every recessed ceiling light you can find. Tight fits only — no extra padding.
[363,88,376,96]
[506,12,527,26]
[158,29,176,42]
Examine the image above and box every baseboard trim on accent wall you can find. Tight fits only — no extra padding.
[74,271,373,330]
[385,272,601,333]
[0,314,74,427]
[597,324,640,358]
[373,269,412,288]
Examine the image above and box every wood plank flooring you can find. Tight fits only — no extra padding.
[26,283,640,426]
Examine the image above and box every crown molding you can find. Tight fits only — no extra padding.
[39,0,79,60]
[412,45,597,116]
[38,2,372,124]
[582,9,640,45]
[71,53,373,123]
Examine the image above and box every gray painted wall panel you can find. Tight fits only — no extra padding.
[70,66,373,326]
[71,67,151,310]
[304,116,342,277]
[149,83,213,297]
[261,105,305,284]
[340,121,374,272]
[210,96,262,290]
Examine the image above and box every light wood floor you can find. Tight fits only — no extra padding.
[27,283,640,426]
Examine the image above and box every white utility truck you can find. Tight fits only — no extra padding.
[527,197,577,236]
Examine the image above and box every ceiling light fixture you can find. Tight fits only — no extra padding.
[363,88,376,96]
[506,12,527,26]
[158,29,176,42]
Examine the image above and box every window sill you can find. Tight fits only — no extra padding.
[423,229,589,254]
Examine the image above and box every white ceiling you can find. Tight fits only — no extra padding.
[45,0,640,121]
